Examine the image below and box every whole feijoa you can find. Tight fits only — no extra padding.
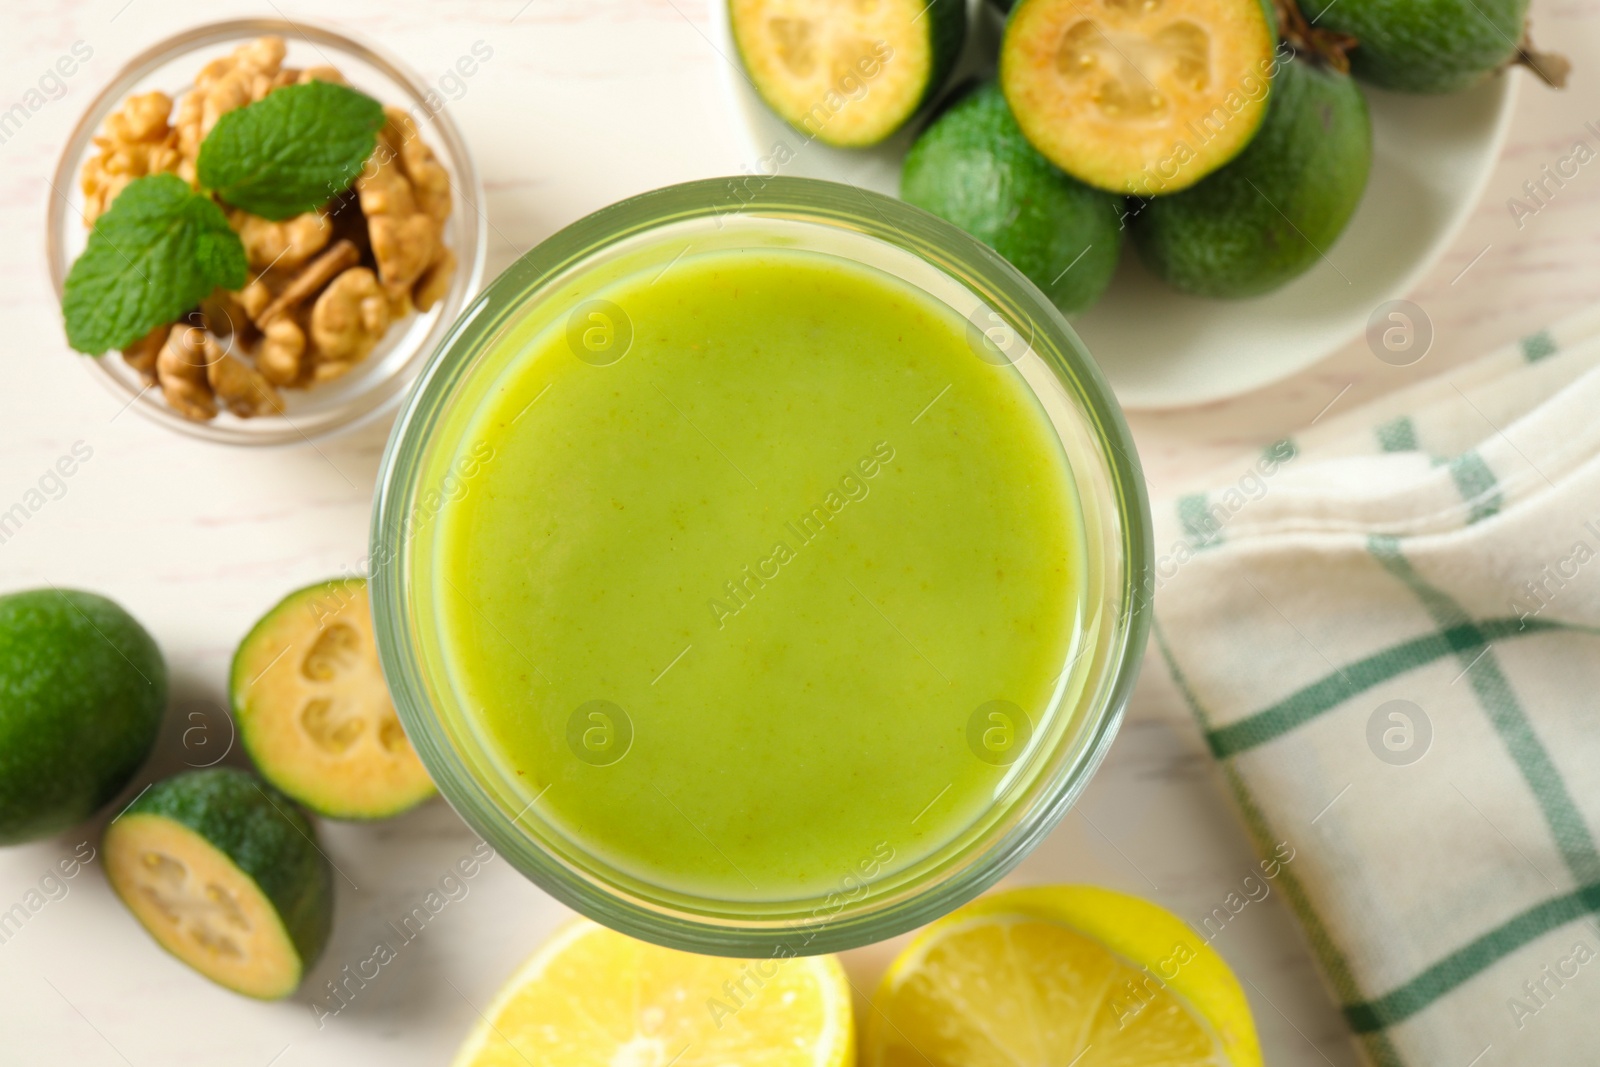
[1310,0,1559,93]
[902,82,1122,316]
[1130,57,1372,299]
[0,588,167,844]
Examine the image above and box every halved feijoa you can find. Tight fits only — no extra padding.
[1000,0,1278,195]
[730,0,967,146]
[231,578,434,820]
[1309,0,1566,93]
[902,82,1121,315]
[1130,56,1371,298]
[104,767,333,999]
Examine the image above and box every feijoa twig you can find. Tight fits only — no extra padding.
[1512,24,1570,89]
[1273,0,1358,72]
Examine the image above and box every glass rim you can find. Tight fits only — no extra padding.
[44,16,488,446]
[370,175,1153,955]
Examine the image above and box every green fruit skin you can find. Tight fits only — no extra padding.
[1130,59,1372,300]
[0,589,166,845]
[920,0,969,113]
[902,83,1121,315]
[121,767,333,978]
[1312,0,1528,93]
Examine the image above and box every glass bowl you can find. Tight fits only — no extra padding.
[370,176,1151,955]
[46,18,486,445]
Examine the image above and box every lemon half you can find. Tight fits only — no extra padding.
[865,886,1262,1067]
[452,919,856,1067]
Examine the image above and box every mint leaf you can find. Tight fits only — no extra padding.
[198,81,386,221]
[62,174,247,356]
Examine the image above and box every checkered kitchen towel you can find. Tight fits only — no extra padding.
[1151,308,1600,1066]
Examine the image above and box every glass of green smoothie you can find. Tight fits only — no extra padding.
[370,177,1151,956]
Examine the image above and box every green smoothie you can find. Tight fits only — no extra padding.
[429,249,1085,903]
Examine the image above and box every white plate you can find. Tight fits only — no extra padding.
[708,3,1518,410]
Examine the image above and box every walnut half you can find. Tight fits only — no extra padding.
[153,321,283,421]
[311,267,391,372]
[81,91,181,224]
[155,323,218,422]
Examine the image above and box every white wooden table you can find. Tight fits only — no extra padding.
[2,1,1595,1063]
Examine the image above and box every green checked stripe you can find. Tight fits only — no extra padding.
[1345,883,1600,1032]
[1521,329,1559,363]
[1161,532,1600,1046]
[1376,416,1419,453]
[1370,535,1600,885]
[1206,617,1567,758]
[1173,440,1298,553]
[1296,537,1600,1037]
[1446,450,1502,524]
[1155,621,1410,1067]
[1224,762,1409,1067]
[1177,493,1223,550]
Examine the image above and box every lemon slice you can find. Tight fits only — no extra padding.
[865,886,1261,1067]
[452,919,856,1067]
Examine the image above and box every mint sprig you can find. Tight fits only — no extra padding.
[63,175,247,356]
[198,81,386,221]
[64,79,391,356]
